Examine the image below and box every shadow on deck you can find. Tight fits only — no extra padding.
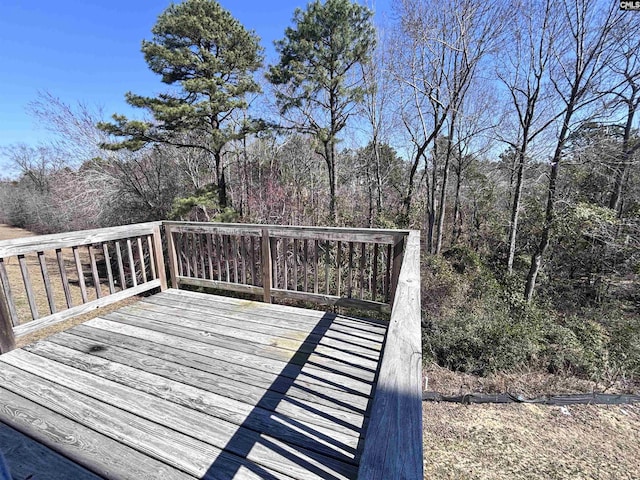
[0,289,386,479]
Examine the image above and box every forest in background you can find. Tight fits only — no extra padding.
[0,0,638,389]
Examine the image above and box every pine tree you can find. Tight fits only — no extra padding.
[267,0,375,223]
[98,0,263,208]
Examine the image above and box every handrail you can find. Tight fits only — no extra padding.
[357,230,423,479]
[164,221,407,312]
[0,222,166,351]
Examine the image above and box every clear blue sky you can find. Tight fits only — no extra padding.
[0,0,389,169]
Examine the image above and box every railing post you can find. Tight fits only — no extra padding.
[261,228,272,303]
[0,287,16,354]
[389,235,406,305]
[153,225,168,291]
[165,224,179,289]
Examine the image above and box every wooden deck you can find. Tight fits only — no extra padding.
[0,288,388,480]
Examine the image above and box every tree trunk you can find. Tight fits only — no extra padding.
[214,151,228,208]
[452,165,462,245]
[609,98,636,215]
[507,146,527,273]
[435,134,453,255]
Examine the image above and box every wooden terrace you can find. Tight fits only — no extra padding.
[0,222,422,479]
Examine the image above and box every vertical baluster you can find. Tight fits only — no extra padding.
[324,241,330,295]
[146,235,157,280]
[303,239,308,292]
[126,239,137,287]
[88,245,102,299]
[347,242,354,298]
[101,244,115,294]
[232,236,239,283]
[137,238,148,283]
[372,243,379,302]
[240,236,247,285]
[56,249,73,308]
[314,240,319,294]
[191,233,198,278]
[224,235,231,282]
[207,234,215,280]
[175,233,184,278]
[216,234,223,281]
[0,259,18,325]
[270,237,278,289]
[37,251,56,314]
[152,225,167,291]
[72,246,88,303]
[292,239,298,291]
[359,243,366,300]
[261,228,271,303]
[282,237,288,290]
[385,244,392,302]
[114,241,126,290]
[199,234,206,278]
[250,236,257,285]
[336,241,342,297]
[18,255,39,319]
[165,226,178,289]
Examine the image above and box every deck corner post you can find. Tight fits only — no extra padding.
[261,228,272,303]
[153,225,168,291]
[0,288,16,354]
[164,224,179,289]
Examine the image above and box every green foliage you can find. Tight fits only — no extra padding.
[268,0,375,123]
[169,185,238,222]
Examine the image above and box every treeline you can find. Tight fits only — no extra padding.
[1,0,638,381]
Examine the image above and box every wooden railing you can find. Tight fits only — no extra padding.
[0,221,422,478]
[0,222,166,351]
[163,221,408,312]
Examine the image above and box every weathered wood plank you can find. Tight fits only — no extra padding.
[66,325,371,414]
[3,349,358,475]
[0,358,288,480]
[372,243,378,302]
[0,222,161,258]
[357,230,422,480]
[13,280,161,338]
[38,251,57,314]
[48,330,370,418]
[152,225,168,291]
[0,385,190,480]
[138,296,385,351]
[23,341,364,456]
[359,243,366,300]
[146,235,156,280]
[0,259,19,326]
[314,239,319,294]
[102,310,379,381]
[0,421,101,480]
[85,317,375,397]
[161,288,389,332]
[118,304,381,366]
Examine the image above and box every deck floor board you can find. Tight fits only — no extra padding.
[0,290,387,479]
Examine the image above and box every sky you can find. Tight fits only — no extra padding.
[0,0,390,170]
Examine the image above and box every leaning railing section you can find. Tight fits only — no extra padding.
[164,221,408,312]
[0,222,166,351]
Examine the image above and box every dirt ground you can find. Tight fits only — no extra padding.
[423,364,640,479]
[2,224,639,479]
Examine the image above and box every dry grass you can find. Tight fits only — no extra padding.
[424,363,640,479]
[423,402,640,480]
[0,224,142,346]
